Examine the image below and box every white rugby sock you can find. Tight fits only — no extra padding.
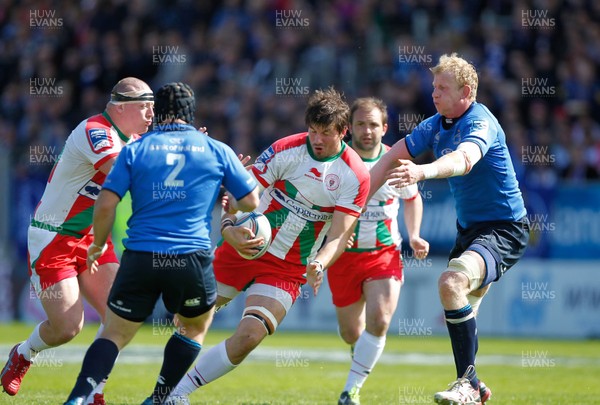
[18,322,51,361]
[172,341,236,396]
[344,331,386,392]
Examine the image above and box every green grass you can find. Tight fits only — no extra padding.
[0,323,599,404]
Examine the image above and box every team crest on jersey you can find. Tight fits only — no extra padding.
[255,146,275,174]
[324,173,340,191]
[441,148,453,155]
[78,180,102,200]
[87,128,112,153]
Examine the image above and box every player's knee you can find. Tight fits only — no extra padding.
[438,271,464,301]
[52,319,84,344]
[440,255,482,296]
[338,325,361,345]
[367,318,391,337]
[242,305,279,336]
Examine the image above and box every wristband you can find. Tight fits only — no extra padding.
[88,243,107,261]
[421,163,439,180]
[220,217,235,234]
[310,259,324,274]
[91,242,106,251]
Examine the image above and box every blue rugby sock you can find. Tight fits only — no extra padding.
[67,338,119,400]
[152,332,202,402]
[445,304,479,389]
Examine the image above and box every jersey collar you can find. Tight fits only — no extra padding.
[348,140,384,162]
[306,137,346,162]
[102,111,130,142]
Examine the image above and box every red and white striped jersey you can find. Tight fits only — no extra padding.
[32,112,138,237]
[349,144,418,251]
[251,133,369,264]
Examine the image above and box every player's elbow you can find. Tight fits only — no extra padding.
[236,188,260,212]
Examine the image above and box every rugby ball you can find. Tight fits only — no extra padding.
[234,211,272,260]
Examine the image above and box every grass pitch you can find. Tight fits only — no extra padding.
[0,322,599,404]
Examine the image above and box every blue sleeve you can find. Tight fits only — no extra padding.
[404,116,436,158]
[102,145,132,199]
[461,118,497,157]
[220,145,257,200]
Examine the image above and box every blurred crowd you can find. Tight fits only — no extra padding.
[1,0,599,279]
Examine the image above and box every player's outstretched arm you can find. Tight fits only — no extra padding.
[388,141,482,188]
[368,138,412,199]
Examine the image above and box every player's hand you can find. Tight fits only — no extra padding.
[345,232,356,249]
[222,225,265,256]
[86,243,107,273]
[306,260,324,296]
[222,192,241,214]
[409,236,430,260]
[237,153,253,170]
[387,159,423,188]
[198,126,208,134]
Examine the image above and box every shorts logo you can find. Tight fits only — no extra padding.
[87,128,112,153]
[78,180,102,200]
[109,300,131,313]
[184,297,201,307]
[324,174,340,191]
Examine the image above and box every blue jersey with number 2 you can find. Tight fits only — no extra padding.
[405,102,526,228]
[104,123,256,253]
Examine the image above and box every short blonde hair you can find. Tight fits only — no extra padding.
[430,53,478,102]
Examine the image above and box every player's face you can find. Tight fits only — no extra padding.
[308,124,346,159]
[123,101,155,135]
[350,106,387,156]
[432,72,468,118]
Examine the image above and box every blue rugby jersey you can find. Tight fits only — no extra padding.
[405,102,526,228]
[103,123,256,253]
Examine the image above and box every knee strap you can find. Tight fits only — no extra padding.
[242,306,279,335]
[447,254,483,291]
[467,294,483,316]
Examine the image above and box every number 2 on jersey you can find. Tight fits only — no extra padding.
[165,152,185,187]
